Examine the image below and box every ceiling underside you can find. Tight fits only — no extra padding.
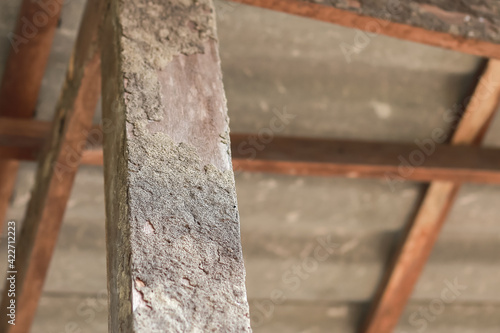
[1,0,500,332]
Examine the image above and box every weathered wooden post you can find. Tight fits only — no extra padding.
[101,0,252,331]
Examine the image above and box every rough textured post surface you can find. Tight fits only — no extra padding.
[101,0,251,331]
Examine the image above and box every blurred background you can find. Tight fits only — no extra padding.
[1,0,500,332]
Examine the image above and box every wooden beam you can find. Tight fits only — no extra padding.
[230,135,500,184]
[0,0,103,331]
[0,161,18,230]
[229,0,500,59]
[101,0,251,331]
[0,0,64,228]
[361,59,500,333]
[3,119,500,184]
[0,0,63,117]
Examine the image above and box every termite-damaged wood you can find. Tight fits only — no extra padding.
[0,1,103,332]
[230,0,500,59]
[101,0,251,331]
[305,0,500,44]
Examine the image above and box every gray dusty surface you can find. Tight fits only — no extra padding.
[1,0,500,332]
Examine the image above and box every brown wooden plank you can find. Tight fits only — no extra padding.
[230,134,500,184]
[0,0,104,331]
[361,59,500,333]
[229,0,500,59]
[0,161,18,231]
[0,118,51,138]
[0,0,63,118]
[0,0,64,227]
[101,0,251,331]
[3,119,500,184]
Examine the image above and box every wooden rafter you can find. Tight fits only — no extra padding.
[228,0,500,59]
[0,0,104,331]
[0,0,64,227]
[231,134,500,184]
[101,0,251,330]
[3,119,500,184]
[0,0,498,331]
[361,59,500,333]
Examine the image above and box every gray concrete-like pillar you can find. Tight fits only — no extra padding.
[101,0,252,331]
